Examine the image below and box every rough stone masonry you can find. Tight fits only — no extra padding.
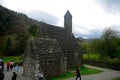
[23,10,82,79]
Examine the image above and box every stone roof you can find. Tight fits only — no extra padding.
[39,23,81,52]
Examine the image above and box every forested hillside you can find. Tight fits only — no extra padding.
[0,5,42,56]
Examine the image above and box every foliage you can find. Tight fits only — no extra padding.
[4,37,13,55]
[83,53,120,63]
[28,24,40,37]
[15,34,29,55]
[2,34,29,56]
[101,28,118,58]
[83,53,100,60]
[0,5,14,35]
[90,28,120,59]
[3,56,22,63]
[112,39,120,58]
[79,41,90,54]
[0,5,41,56]
[90,39,103,54]
[113,78,120,80]
[80,28,120,61]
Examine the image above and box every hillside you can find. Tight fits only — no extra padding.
[0,5,41,35]
[0,5,42,55]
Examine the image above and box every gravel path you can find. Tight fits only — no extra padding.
[3,65,120,80]
[65,65,120,80]
[4,67,30,80]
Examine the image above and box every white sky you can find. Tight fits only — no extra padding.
[1,0,120,38]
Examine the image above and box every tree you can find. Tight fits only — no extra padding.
[4,37,13,55]
[28,24,39,37]
[90,39,101,53]
[90,28,120,59]
[15,34,29,55]
[101,28,118,58]
[80,41,91,57]
[112,38,120,58]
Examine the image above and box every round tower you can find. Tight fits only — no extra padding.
[64,10,72,33]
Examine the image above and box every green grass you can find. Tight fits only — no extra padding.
[46,66,103,80]
[83,53,100,60]
[83,53,120,63]
[80,66,102,75]
[3,56,23,63]
[112,78,120,80]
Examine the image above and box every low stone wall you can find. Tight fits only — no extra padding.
[83,60,120,70]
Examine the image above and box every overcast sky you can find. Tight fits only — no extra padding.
[1,0,120,38]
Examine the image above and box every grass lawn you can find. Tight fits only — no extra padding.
[2,56,23,63]
[83,53,100,60]
[113,78,120,80]
[83,53,120,63]
[46,66,103,80]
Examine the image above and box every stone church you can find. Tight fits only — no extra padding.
[23,10,82,79]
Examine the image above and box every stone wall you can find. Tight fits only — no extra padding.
[23,59,37,80]
[39,58,67,77]
[64,51,81,69]
[23,37,67,79]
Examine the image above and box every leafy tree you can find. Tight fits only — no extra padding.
[15,34,29,55]
[112,38,120,58]
[91,28,120,59]
[4,37,13,55]
[28,24,39,37]
[80,41,92,59]
[101,28,118,58]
